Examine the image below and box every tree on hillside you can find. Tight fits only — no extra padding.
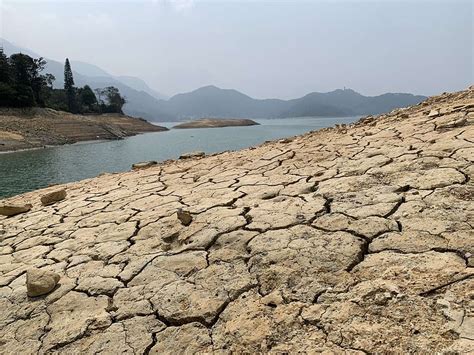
[78,85,98,112]
[0,52,52,107]
[104,86,126,113]
[9,53,37,107]
[0,48,11,83]
[44,73,56,89]
[64,58,76,112]
[0,52,125,114]
[94,88,106,105]
[95,86,126,113]
[0,48,16,106]
[29,57,49,106]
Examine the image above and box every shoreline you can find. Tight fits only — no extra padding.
[0,133,156,155]
[0,138,117,155]
[0,115,360,155]
[0,132,303,199]
[0,108,167,153]
[0,115,362,198]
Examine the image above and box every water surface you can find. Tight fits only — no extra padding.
[0,116,358,198]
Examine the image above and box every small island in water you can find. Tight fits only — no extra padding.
[173,118,260,129]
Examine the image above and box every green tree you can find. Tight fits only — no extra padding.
[10,54,32,86]
[44,73,56,89]
[9,53,37,107]
[64,58,76,112]
[0,48,11,83]
[102,86,126,113]
[45,89,68,111]
[79,85,98,112]
[7,53,52,107]
[0,48,16,106]
[30,57,48,106]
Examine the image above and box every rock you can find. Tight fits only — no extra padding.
[179,151,205,159]
[131,161,157,170]
[428,109,440,117]
[0,203,32,216]
[26,268,61,297]
[261,291,284,307]
[436,114,467,130]
[177,209,193,226]
[40,189,67,206]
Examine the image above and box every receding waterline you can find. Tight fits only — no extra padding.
[0,116,358,198]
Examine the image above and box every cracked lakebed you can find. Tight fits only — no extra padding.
[0,88,473,353]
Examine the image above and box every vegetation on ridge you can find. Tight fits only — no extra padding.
[0,49,125,114]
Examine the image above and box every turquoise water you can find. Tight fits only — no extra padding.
[0,117,358,198]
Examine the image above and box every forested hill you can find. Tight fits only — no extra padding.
[1,38,172,120]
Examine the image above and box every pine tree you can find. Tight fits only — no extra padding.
[64,58,76,112]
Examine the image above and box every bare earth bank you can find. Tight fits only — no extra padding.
[173,117,259,129]
[0,88,473,353]
[0,107,167,152]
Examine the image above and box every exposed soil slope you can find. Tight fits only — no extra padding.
[0,88,473,353]
[173,118,259,129]
[0,108,167,152]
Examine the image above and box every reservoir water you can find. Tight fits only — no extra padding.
[0,116,358,198]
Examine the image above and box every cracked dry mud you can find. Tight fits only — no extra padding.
[0,88,473,354]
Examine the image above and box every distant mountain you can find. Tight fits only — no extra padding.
[1,38,427,122]
[158,86,427,120]
[115,76,168,101]
[164,85,287,118]
[278,89,426,118]
[70,61,111,77]
[1,38,170,120]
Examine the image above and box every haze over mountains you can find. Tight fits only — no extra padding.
[163,85,426,120]
[2,38,426,122]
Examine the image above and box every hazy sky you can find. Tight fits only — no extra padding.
[1,0,472,98]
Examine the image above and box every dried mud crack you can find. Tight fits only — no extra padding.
[0,88,473,353]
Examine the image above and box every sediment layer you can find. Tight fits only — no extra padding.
[0,88,473,353]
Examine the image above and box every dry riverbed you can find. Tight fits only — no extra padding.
[0,88,473,353]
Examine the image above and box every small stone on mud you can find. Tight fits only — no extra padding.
[132,161,157,170]
[177,209,193,226]
[41,189,67,206]
[26,268,61,297]
[0,204,32,216]
[179,151,205,159]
